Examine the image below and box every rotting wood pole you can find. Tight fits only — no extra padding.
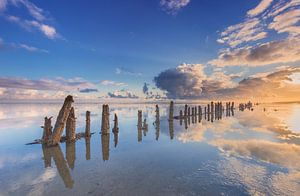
[184,104,188,116]
[42,116,53,143]
[66,107,76,142]
[101,104,110,134]
[169,101,174,120]
[113,113,119,133]
[48,95,74,146]
[85,111,91,137]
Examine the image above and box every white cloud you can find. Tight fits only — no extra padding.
[0,0,7,11]
[160,0,190,14]
[154,64,300,101]
[115,67,142,77]
[154,63,236,99]
[100,80,127,86]
[218,18,267,48]
[247,0,273,17]
[269,9,300,35]
[1,0,60,39]
[214,0,300,66]
[19,43,48,53]
[107,89,139,99]
[210,38,300,67]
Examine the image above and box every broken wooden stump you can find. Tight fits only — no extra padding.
[112,113,119,133]
[48,95,74,146]
[101,104,110,134]
[42,116,53,143]
[66,107,76,142]
[85,111,91,137]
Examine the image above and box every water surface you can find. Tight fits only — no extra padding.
[0,103,300,196]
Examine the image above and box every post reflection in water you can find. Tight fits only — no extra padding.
[66,141,76,170]
[42,144,74,189]
[85,137,91,160]
[101,132,110,161]
[169,119,174,140]
[155,105,160,141]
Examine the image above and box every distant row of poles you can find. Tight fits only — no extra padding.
[41,96,239,147]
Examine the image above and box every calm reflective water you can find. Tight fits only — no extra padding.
[0,103,300,196]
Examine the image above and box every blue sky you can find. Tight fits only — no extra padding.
[0,0,300,101]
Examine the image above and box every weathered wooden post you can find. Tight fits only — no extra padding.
[42,116,53,143]
[211,101,214,115]
[192,107,195,124]
[169,101,174,120]
[85,111,91,137]
[155,105,160,140]
[112,113,119,133]
[48,95,74,146]
[198,106,202,123]
[207,104,210,115]
[66,107,76,142]
[138,110,142,142]
[184,104,188,116]
[180,110,183,119]
[101,104,110,134]
[188,107,191,116]
[204,106,207,119]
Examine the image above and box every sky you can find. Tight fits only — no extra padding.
[0,0,300,102]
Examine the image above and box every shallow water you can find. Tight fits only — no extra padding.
[0,103,300,196]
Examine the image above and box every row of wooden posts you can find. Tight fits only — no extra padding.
[42,95,237,147]
[41,96,118,147]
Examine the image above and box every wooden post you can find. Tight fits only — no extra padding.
[169,101,174,120]
[42,116,53,143]
[112,113,119,133]
[188,107,191,116]
[48,95,74,146]
[66,107,76,142]
[85,111,91,137]
[155,105,160,140]
[101,104,110,134]
[138,110,142,142]
[184,104,188,116]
